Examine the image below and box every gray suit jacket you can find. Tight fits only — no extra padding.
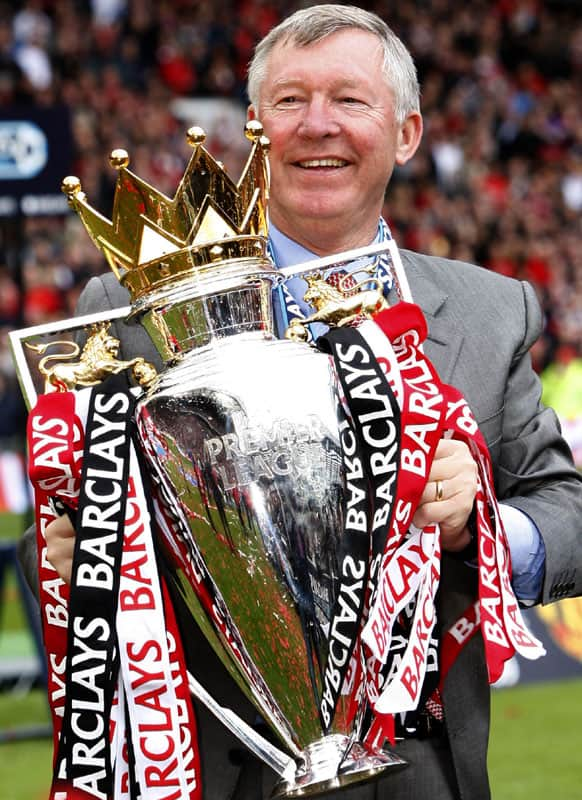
[21,250,582,800]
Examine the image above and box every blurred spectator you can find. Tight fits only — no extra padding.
[0,16,32,104]
[0,369,26,447]
[562,150,582,213]
[0,366,29,513]
[542,345,582,468]
[12,0,53,91]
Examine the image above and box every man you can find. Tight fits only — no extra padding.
[21,5,582,800]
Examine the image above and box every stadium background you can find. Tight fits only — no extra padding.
[0,1,580,797]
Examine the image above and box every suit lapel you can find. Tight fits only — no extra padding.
[396,251,464,385]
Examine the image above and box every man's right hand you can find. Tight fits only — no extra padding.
[46,514,76,583]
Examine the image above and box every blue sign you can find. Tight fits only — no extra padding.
[0,107,73,216]
[0,121,48,180]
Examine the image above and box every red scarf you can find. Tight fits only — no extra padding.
[28,381,201,800]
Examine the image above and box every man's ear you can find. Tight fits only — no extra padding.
[247,104,257,121]
[395,112,423,166]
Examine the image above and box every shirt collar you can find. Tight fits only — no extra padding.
[267,220,384,269]
[267,223,317,269]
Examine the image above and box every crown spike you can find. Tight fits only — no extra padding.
[61,123,272,302]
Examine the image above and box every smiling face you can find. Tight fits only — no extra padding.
[249,28,422,254]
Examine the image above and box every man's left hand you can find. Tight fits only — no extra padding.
[412,438,478,552]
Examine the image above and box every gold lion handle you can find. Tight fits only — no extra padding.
[284,273,388,342]
[26,323,157,392]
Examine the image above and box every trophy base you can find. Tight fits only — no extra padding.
[271,735,407,798]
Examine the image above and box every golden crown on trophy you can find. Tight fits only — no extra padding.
[61,120,271,302]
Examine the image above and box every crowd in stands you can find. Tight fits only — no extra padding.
[0,0,581,464]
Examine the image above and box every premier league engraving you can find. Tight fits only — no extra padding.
[11,123,407,797]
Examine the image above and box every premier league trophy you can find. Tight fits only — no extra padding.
[11,122,408,797]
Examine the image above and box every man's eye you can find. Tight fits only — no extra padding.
[341,97,363,104]
[278,96,298,104]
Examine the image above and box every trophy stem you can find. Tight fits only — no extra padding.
[271,735,408,798]
[188,668,407,798]
[187,671,295,776]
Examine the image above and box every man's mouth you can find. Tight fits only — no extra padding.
[295,158,349,168]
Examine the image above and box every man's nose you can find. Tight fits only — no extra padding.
[297,99,340,138]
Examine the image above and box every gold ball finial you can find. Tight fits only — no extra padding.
[285,320,309,343]
[109,149,130,169]
[259,135,271,151]
[61,175,82,197]
[245,119,264,141]
[187,127,206,147]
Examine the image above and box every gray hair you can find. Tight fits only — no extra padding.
[247,4,420,124]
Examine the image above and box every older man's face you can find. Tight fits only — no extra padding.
[252,29,420,252]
